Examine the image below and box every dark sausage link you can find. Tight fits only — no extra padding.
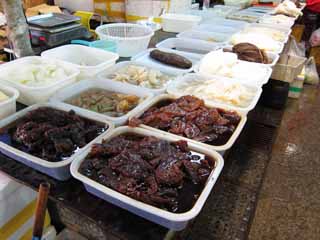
[150,49,192,69]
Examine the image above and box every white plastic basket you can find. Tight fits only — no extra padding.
[166,73,262,114]
[50,79,154,126]
[98,61,177,95]
[129,94,247,153]
[0,103,114,180]
[0,57,80,106]
[156,38,226,58]
[96,23,154,57]
[41,44,119,79]
[70,126,224,230]
[0,86,19,121]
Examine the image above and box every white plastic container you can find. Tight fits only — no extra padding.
[0,103,114,180]
[177,30,231,44]
[129,94,247,153]
[50,79,154,126]
[0,86,19,121]
[41,45,119,79]
[54,0,94,12]
[224,0,250,9]
[131,48,199,75]
[96,23,154,57]
[223,45,280,67]
[194,24,239,34]
[161,14,201,33]
[166,73,262,114]
[98,61,177,95]
[0,57,80,106]
[70,126,224,230]
[202,18,249,29]
[156,38,225,59]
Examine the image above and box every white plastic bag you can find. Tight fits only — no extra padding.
[284,36,306,57]
[310,28,320,47]
[304,57,320,85]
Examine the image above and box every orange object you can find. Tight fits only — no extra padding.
[310,46,320,66]
[291,24,305,43]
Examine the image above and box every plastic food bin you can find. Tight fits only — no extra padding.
[224,0,250,9]
[0,57,80,106]
[166,73,262,114]
[194,24,239,34]
[131,48,199,75]
[161,14,202,33]
[0,86,19,121]
[202,18,249,29]
[70,126,224,230]
[98,61,177,95]
[50,79,154,126]
[41,44,119,79]
[129,94,247,153]
[156,38,226,58]
[177,30,231,44]
[0,103,114,180]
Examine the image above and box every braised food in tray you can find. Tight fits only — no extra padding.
[0,107,107,162]
[66,89,142,117]
[80,133,215,213]
[130,96,241,146]
[150,49,193,69]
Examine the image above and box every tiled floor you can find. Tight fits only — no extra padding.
[248,85,320,240]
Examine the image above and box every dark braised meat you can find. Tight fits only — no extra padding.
[79,134,215,213]
[0,107,106,162]
[129,96,241,146]
[150,49,193,69]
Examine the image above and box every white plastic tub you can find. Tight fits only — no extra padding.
[177,30,231,44]
[194,24,239,34]
[202,18,249,29]
[161,14,201,33]
[50,79,154,126]
[156,38,225,58]
[0,86,19,121]
[166,73,262,114]
[0,57,80,106]
[41,45,119,79]
[70,126,224,230]
[223,45,280,67]
[129,94,247,153]
[0,103,114,180]
[131,48,199,75]
[98,61,177,95]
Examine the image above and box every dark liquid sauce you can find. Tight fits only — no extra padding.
[0,108,107,162]
[144,99,238,146]
[80,133,216,214]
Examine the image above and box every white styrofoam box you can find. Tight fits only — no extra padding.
[202,18,249,30]
[161,14,201,33]
[223,45,280,67]
[129,94,247,153]
[98,61,178,95]
[194,24,239,35]
[50,79,154,126]
[177,30,231,44]
[0,103,114,180]
[54,0,94,12]
[156,38,226,58]
[70,126,224,230]
[41,45,119,79]
[166,73,262,114]
[0,57,80,106]
[0,86,19,121]
[131,48,199,75]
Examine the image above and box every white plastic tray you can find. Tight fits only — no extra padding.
[194,24,239,35]
[129,94,247,153]
[41,44,119,79]
[201,18,249,29]
[98,61,177,95]
[166,73,262,114]
[50,79,154,126]
[131,48,199,75]
[0,86,19,121]
[0,103,114,180]
[0,57,80,106]
[177,30,231,44]
[259,15,295,28]
[161,13,202,33]
[223,45,280,67]
[156,38,225,59]
[70,126,224,230]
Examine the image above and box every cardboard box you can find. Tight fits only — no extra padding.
[24,0,48,9]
